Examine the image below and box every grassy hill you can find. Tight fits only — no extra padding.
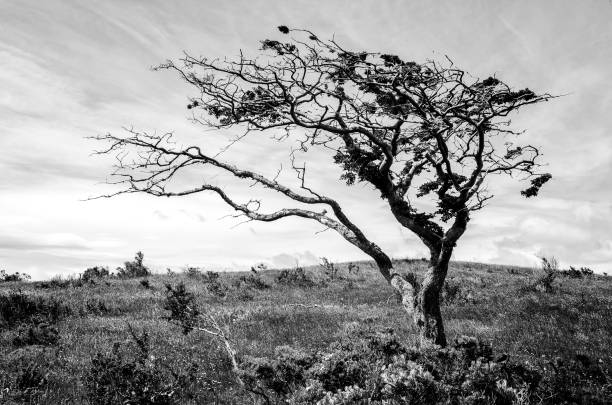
[1,259,611,403]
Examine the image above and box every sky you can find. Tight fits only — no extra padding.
[1,0,611,279]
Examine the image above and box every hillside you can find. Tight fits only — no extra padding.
[1,259,611,403]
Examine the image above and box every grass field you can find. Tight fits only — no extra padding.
[1,259,611,403]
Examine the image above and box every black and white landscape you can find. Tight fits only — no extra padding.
[1,1,611,404]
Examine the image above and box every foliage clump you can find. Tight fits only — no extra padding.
[164,282,200,334]
[276,266,315,287]
[0,269,30,283]
[116,251,150,279]
[13,323,60,347]
[559,266,594,278]
[237,327,611,404]
[0,290,69,329]
[83,327,207,404]
[533,257,559,293]
[82,266,111,283]
[233,274,270,291]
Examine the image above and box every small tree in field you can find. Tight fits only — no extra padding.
[95,27,553,346]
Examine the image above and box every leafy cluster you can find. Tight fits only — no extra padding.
[0,269,31,283]
[116,251,150,279]
[163,282,200,334]
[83,327,207,404]
[238,327,611,404]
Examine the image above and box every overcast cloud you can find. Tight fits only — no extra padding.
[1,0,611,279]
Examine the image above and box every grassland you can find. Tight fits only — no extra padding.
[1,259,611,403]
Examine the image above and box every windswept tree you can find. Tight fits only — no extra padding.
[95,27,552,346]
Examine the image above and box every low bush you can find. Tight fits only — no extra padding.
[184,266,204,278]
[347,262,360,276]
[237,327,611,404]
[13,323,60,347]
[532,257,558,293]
[234,274,270,290]
[559,266,595,278]
[276,266,315,287]
[0,290,69,329]
[441,278,474,305]
[320,257,339,280]
[0,349,60,403]
[82,298,124,316]
[35,276,86,289]
[206,279,229,297]
[0,269,30,283]
[82,266,111,282]
[83,327,210,404]
[164,283,200,334]
[116,251,150,279]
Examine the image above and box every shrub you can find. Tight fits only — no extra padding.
[534,256,558,292]
[234,274,270,290]
[164,283,200,334]
[82,266,110,282]
[13,323,60,347]
[347,262,360,276]
[320,257,339,280]
[0,269,30,283]
[0,291,69,329]
[441,278,474,305]
[82,298,125,316]
[140,279,151,289]
[250,263,268,274]
[0,349,60,403]
[276,266,315,287]
[202,270,220,282]
[83,327,207,404]
[559,266,595,278]
[206,280,229,297]
[237,328,549,404]
[35,276,86,289]
[539,354,612,404]
[116,251,150,279]
[184,266,203,278]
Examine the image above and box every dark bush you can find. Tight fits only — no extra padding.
[13,323,60,347]
[82,298,123,316]
[206,280,229,297]
[82,266,110,282]
[276,266,315,287]
[140,279,151,289]
[0,291,69,329]
[0,269,30,283]
[116,251,150,279]
[184,266,204,279]
[441,278,474,305]
[347,262,360,276]
[13,358,49,401]
[533,257,558,293]
[164,283,200,334]
[320,257,339,280]
[35,276,83,289]
[0,350,58,403]
[202,270,220,282]
[83,327,207,405]
[234,274,270,290]
[236,327,610,404]
[559,266,595,278]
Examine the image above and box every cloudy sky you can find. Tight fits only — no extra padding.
[1,0,611,279]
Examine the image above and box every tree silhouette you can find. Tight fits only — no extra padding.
[94,27,553,346]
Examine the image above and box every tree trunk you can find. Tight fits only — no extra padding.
[413,247,452,347]
[370,244,453,347]
[414,262,448,346]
